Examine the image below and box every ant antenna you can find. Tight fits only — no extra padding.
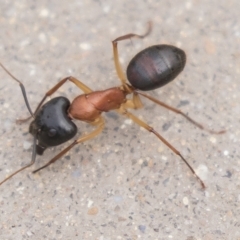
[0,62,34,118]
[0,134,37,186]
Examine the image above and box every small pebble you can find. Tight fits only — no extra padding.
[183,196,189,206]
[138,225,146,233]
[87,206,99,215]
[23,141,32,150]
[79,43,91,50]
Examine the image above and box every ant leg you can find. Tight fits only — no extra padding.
[124,92,143,109]
[32,117,105,173]
[112,22,152,88]
[0,134,37,186]
[17,76,94,123]
[117,107,205,189]
[135,90,226,134]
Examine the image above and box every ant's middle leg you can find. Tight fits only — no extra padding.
[112,22,152,89]
[123,92,143,109]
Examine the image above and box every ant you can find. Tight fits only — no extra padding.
[0,22,225,188]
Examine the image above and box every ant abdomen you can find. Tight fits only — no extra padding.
[127,45,186,91]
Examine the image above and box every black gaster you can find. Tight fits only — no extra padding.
[126,45,186,91]
[29,97,77,155]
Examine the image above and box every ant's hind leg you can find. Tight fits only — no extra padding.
[135,90,226,134]
[117,107,205,189]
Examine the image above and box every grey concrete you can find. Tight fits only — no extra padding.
[0,0,239,239]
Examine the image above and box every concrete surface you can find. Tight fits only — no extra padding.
[0,0,240,239]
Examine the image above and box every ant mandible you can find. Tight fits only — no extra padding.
[0,22,225,188]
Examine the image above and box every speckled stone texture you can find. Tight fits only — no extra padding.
[0,0,240,239]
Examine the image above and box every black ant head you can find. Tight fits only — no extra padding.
[29,97,77,155]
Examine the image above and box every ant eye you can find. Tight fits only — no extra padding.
[48,128,57,137]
